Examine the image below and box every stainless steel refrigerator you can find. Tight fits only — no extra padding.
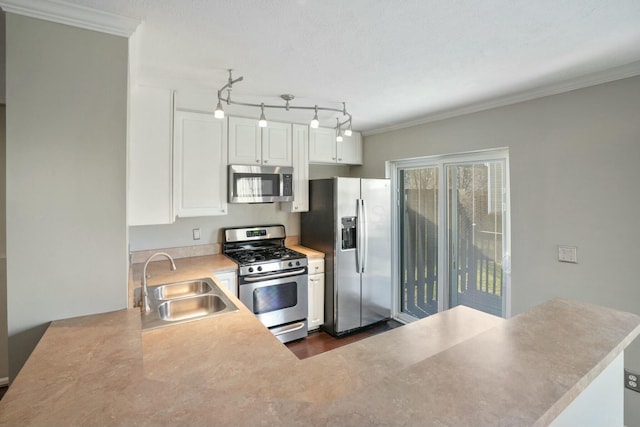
[301,177,391,336]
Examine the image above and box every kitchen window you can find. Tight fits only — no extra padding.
[388,148,511,321]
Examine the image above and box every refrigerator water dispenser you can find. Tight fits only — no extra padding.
[341,217,357,250]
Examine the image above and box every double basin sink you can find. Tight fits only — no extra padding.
[141,277,239,331]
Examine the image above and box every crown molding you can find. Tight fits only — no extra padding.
[364,60,640,137]
[0,0,140,37]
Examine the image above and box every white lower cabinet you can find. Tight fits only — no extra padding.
[307,258,325,331]
[173,110,228,218]
[214,270,237,298]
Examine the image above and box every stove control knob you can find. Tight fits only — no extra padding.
[288,262,293,267]
[248,267,254,273]
[296,261,301,266]
[257,266,263,272]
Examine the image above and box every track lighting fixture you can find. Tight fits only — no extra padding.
[215,70,352,134]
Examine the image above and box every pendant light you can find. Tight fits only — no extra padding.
[310,106,319,129]
[336,118,343,142]
[214,98,225,119]
[258,103,267,128]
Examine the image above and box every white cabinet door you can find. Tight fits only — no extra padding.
[129,85,174,225]
[214,271,237,298]
[337,131,363,165]
[261,121,292,166]
[281,124,309,212]
[308,273,325,331]
[308,127,363,165]
[228,117,261,165]
[229,117,292,166]
[173,110,228,217]
[308,127,337,163]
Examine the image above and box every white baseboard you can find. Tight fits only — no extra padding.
[0,377,8,387]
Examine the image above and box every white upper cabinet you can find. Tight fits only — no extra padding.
[228,116,262,165]
[228,117,292,166]
[308,127,336,163]
[337,131,363,165]
[262,122,293,165]
[173,110,228,218]
[281,124,309,213]
[129,85,174,226]
[308,127,362,165]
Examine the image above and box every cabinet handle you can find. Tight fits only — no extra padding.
[256,159,260,163]
[264,160,268,163]
[338,158,342,161]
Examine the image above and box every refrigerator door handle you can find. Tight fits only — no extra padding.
[356,198,366,273]
[361,199,367,273]
[355,199,362,273]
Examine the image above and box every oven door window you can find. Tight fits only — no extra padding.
[253,281,297,315]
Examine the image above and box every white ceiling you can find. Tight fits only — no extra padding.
[15,1,640,133]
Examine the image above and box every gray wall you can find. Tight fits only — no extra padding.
[5,14,128,380]
[359,75,640,424]
[0,104,7,383]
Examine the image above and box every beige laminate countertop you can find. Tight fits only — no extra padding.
[1,260,638,427]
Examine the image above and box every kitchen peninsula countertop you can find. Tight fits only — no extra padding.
[1,266,638,427]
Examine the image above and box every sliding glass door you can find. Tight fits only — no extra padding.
[393,149,510,321]
[448,162,505,317]
[399,166,440,318]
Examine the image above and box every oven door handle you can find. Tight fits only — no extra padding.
[243,268,307,282]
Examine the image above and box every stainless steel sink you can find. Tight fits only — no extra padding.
[158,294,227,321]
[140,277,238,331]
[152,279,213,300]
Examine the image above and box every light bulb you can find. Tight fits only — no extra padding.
[336,133,343,142]
[258,104,267,128]
[214,100,225,119]
[344,128,352,136]
[310,106,319,129]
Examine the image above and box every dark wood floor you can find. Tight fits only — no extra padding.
[285,319,404,359]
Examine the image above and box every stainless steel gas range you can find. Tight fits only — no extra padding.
[222,225,308,343]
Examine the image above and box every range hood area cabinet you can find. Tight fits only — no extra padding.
[308,127,362,165]
[228,116,293,166]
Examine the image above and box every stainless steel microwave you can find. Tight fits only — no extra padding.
[228,165,294,203]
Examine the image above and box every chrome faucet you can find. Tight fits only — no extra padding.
[139,252,177,313]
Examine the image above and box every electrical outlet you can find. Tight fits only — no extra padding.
[192,228,201,240]
[558,245,578,263]
[625,369,640,393]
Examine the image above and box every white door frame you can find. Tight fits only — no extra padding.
[386,148,511,323]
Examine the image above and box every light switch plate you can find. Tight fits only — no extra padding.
[558,245,578,263]
[192,228,201,240]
